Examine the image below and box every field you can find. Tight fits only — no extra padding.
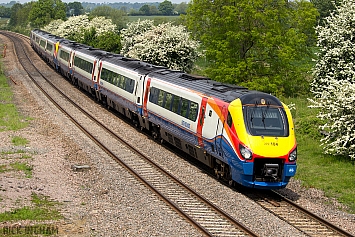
[127,15,182,25]
[283,97,355,213]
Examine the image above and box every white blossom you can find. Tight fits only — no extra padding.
[43,15,117,41]
[310,0,355,159]
[120,20,201,72]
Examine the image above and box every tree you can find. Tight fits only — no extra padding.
[139,4,151,15]
[8,2,33,30]
[90,5,127,30]
[310,0,342,25]
[0,6,11,18]
[8,3,23,27]
[309,0,355,160]
[174,2,188,15]
[44,15,117,43]
[158,0,174,15]
[185,0,318,96]
[121,20,201,72]
[66,2,84,17]
[28,0,66,28]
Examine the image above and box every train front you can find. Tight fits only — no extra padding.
[228,92,297,189]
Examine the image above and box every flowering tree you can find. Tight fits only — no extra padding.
[310,0,355,160]
[120,20,201,72]
[43,15,117,42]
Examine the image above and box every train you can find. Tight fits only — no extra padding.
[30,29,297,189]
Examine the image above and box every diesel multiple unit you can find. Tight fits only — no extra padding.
[30,29,297,189]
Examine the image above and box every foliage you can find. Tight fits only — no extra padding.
[44,15,117,42]
[0,6,11,18]
[66,1,84,17]
[8,2,33,28]
[89,5,127,30]
[184,0,318,97]
[139,4,160,16]
[310,0,355,160]
[158,0,174,15]
[310,0,342,25]
[121,19,201,72]
[95,31,122,54]
[28,0,66,28]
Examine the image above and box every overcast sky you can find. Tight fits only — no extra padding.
[0,0,188,4]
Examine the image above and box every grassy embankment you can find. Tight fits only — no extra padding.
[282,97,355,213]
[0,63,62,235]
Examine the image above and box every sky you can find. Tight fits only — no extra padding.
[0,0,188,3]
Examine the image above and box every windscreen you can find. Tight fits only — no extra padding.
[243,106,289,137]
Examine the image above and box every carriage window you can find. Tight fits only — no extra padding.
[74,56,93,74]
[157,90,165,106]
[189,102,198,121]
[40,40,46,48]
[46,43,53,52]
[172,95,180,113]
[149,87,160,104]
[164,92,173,110]
[100,68,135,94]
[124,76,135,93]
[59,50,70,62]
[149,86,198,122]
[180,98,189,118]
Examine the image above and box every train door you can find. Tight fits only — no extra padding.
[215,105,227,158]
[69,50,75,77]
[91,59,98,89]
[133,74,149,130]
[142,76,151,118]
[197,97,208,147]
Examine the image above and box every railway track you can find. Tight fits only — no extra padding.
[242,189,353,237]
[1,31,258,237]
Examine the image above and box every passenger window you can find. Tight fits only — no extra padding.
[158,90,165,106]
[164,93,173,110]
[189,102,199,121]
[149,87,159,104]
[180,98,189,118]
[172,95,180,113]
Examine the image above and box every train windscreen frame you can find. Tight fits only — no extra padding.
[243,106,289,137]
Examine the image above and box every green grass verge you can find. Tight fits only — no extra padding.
[0,74,30,131]
[0,193,62,221]
[282,97,355,213]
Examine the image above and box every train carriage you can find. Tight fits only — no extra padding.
[30,29,62,68]
[30,29,297,189]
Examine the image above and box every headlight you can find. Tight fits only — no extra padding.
[239,144,252,160]
[289,147,297,162]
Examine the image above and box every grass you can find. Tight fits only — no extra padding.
[11,136,29,146]
[282,97,355,213]
[0,162,33,177]
[0,193,62,221]
[127,15,182,25]
[0,73,30,131]
[10,162,33,178]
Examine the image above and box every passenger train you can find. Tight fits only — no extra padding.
[30,29,297,189]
